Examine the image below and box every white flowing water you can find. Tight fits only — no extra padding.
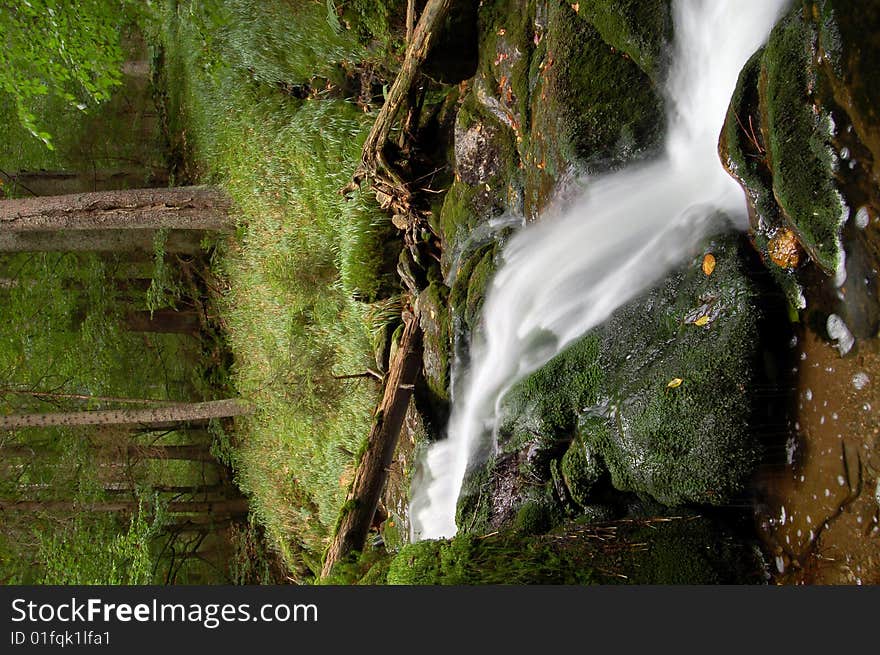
[410,0,790,540]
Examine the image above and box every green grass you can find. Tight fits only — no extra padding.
[158,0,403,578]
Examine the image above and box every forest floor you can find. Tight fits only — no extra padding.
[156,0,408,579]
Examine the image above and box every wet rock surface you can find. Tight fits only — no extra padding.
[455,232,765,531]
[718,1,880,583]
[397,0,880,584]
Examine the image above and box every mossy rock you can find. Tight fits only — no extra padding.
[514,500,552,535]
[590,233,761,506]
[721,46,806,309]
[574,0,673,80]
[535,1,666,173]
[493,232,762,510]
[560,435,606,507]
[417,282,452,404]
[497,333,603,444]
[439,96,522,274]
[762,8,846,275]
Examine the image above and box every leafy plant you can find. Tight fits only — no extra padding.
[0,0,136,148]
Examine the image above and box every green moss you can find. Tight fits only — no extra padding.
[514,501,552,535]
[454,457,494,535]
[493,234,762,509]
[763,8,846,273]
[560,436,605,507]
[418,282,452,403]
[439,95,521,267]
[386,532,597,584]
[387,518,761,584]
[499,333,602,443]
[591,234,762,506]
[449,244,499,337]
[575,0,673,79]
[536,2,665,173]
[721,47,806,309]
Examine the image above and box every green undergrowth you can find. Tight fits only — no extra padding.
[159,0,403,578]
[385,516,761,584]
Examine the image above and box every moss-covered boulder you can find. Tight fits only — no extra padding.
[591,234,762,506]
[572,0,673,80]
[560,435,606,507]
[720,2,880,337]
[457,232,763,526]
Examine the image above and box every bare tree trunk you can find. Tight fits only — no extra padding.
[0,228,206,253]
[0,186,230,231]
[134,444,217,462]
[0,169,169,196]
[0,398,250,430]
[0,498,249,515]
[125,309,201,336]
[321,310,422,578]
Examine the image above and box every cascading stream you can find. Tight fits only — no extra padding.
[410,0,790,540]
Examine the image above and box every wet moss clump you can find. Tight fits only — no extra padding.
[514,500,552,535]
[763,8,846,274]
[574,0,673,80]
[720,47,805,309]
[448,243,500,350]
[498,333,603,442]
[418,282,452,404]
[560,435,606,507]
[537,1,666,173]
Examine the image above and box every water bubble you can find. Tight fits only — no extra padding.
[852,372,870,390]
[805,388,813,401]
[826,314,854,355]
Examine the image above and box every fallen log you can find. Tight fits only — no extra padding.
[342,0,452,208]
[321,308,423,578]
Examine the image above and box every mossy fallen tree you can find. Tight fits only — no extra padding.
[321,308,423,579]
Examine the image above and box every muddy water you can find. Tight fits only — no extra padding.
[755,329,880,584]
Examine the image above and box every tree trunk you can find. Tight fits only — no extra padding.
[125,309,201,335]
[0,228,206,253]
[134,444,217,463]
[0,186,230,231]
[0,398,250,430]
[0,169,169,196]
[0,498,249,515]
[104,483,225,496]
[321,309,423,578]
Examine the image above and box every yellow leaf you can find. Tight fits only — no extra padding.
[694,315,709,326]
[702,253,716,276]
[667,378,683,389]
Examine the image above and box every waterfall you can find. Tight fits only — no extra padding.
[410,0,790,540]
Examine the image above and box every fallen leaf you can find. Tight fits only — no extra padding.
[667,378,683,389]
[694,315,710,327]
[702,253,716,276]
